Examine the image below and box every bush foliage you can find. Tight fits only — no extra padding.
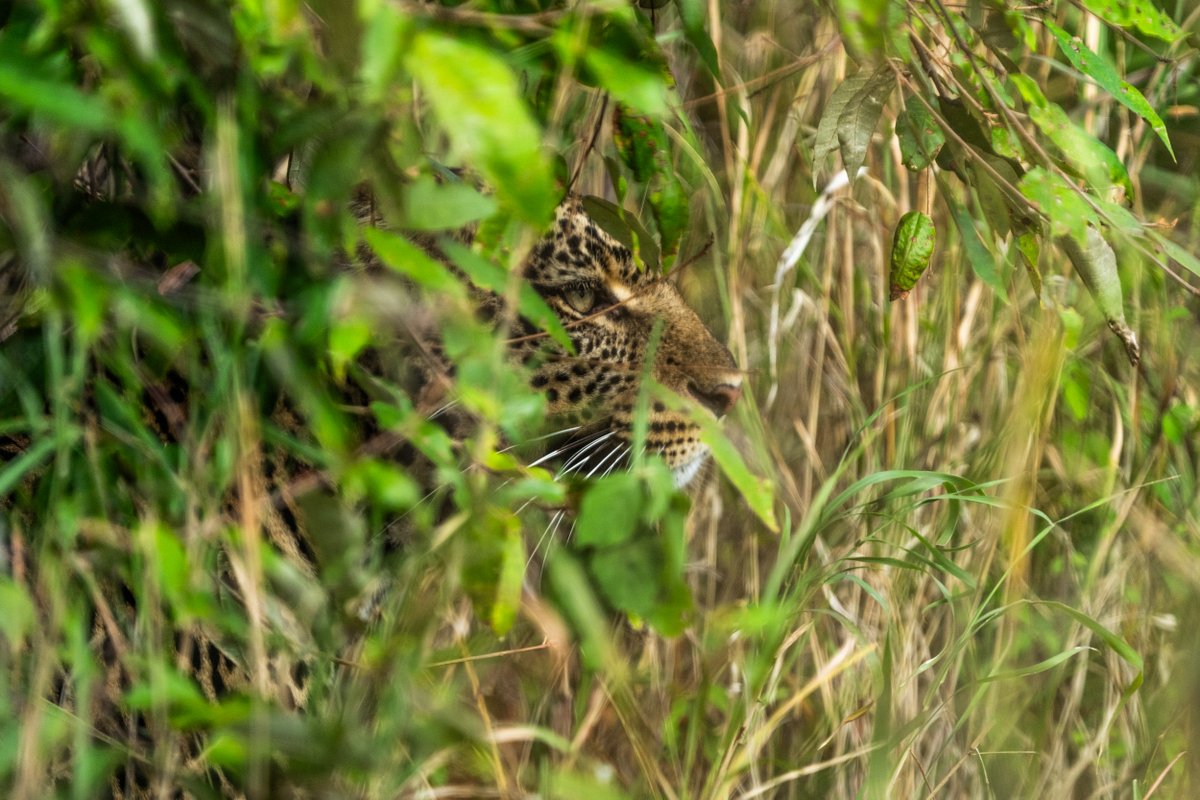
[2,0,1200,798]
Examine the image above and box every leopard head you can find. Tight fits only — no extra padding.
[509,197,742,487]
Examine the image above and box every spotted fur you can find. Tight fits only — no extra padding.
[508,197,742,484]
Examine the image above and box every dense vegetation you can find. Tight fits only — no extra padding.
[2,0,1199,797]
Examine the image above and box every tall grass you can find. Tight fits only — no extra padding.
[2,1,1199,799]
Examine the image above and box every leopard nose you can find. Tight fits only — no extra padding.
[689,380,742,417]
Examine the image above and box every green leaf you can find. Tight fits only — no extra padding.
[492,527,525,635]
[889,211,936,300]
[589,538,661,618]
[403,175,498,231]
[1059,226,1140,366]
[812,72,872,182]
[694,417,778,533]
[328,314,372,382]
[362,228,466,300]
[895,99,945,171]
[1155,234,1200,282]
[1081,0,1185,43]
[979,646,1094,682]
[945,195,1006,296]
[1016,230,1042,297]
[1018,167,1097,246]
[834,0,890,59]
[613,106,669,183]
[836,69,895,181]
[577,472,643,547]
[440,240,574,352]
[0,579,35,649]
[1046,22,1174,160]
[1013,77,1133,201]
[583,47,669,116]
[407,32,556,222]
[0,434,57,498]
[674,0,720,76]
[650,178,689,262]
[0,59,111,132]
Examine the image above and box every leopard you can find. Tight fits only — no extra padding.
[493,195,743,484]
[1,193,743,799]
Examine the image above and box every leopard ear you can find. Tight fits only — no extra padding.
[577,196,661,273]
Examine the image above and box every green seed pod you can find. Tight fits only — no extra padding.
[889,211,937,300]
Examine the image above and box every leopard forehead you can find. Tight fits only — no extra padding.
[523,199,650,290]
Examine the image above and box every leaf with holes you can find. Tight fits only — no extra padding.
[1081,0,1184,43]
[1046,22,1173,160]
[1018,167,1097,247]
[895,99,945,171]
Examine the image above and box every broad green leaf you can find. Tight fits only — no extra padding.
[403,175,497,231]
[970,160,1014,239]
[1018,167,1097,246]
[613,106,669,183]
[0,579,35,648]
[1017,83,1133,201]
[1154,234,1200,282]
[836,69,895,181]
[492,527,525,635]
[363,228,466,300]
[577,472,643,547]
[583,47,669,115]
[650,178,689,262]
[812,72,872,181]
[889,211,936,300]
[329,314,372,382]
[407,32,556,222]
[0,59,110,132]
[1046,22,1174,160]
[1081,0,1184,43]
[358,1,411,103]
[674,0,720,77]
[895,99,945,171]
[440,241,574,352]
[590,538,661,618]
[834,0,890,59]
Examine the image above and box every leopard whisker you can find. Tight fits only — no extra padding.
[599,446,631,479]
[500,425,581,454]
[555,431,616,476]
[584,443,627,480]
[429,400,459,420]
[529,426,611,470]
[528,510,567,569]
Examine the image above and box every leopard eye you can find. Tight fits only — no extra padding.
[563,282,597,314]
